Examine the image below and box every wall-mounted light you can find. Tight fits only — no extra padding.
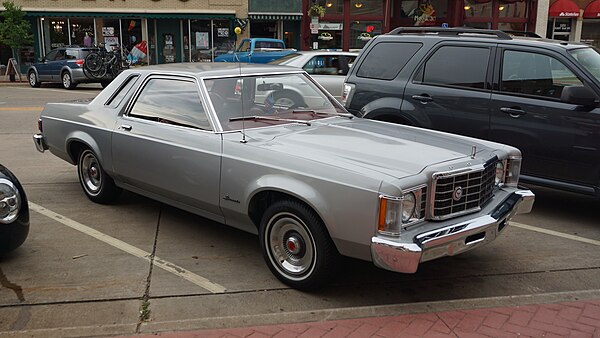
[498,5,505,10]
[464,5,471,10]
[326,2,333,7]
[354,2,363,8]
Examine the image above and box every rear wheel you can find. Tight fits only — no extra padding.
[259,199,338,290]
[77,149,121,204]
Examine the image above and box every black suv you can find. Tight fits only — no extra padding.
[343,27,600,198]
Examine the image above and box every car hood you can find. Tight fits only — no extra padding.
[250,118,503,179]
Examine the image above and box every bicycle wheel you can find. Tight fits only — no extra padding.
[84,53,103,72]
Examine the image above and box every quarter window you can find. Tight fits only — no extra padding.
[129,78,211,130]
[357,42,422,80]
[106,75,139,108]
[500,50,583,98]
[416,46,489,89]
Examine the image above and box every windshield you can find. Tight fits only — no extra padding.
[569,47,600,81]
[204,73,347,131]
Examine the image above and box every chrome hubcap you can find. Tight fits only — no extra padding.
[267,212,314,278]
[81,152,102,194]
[63,74,70,87]
[29,73,35,85]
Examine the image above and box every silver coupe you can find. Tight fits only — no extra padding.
[33,63,534,290]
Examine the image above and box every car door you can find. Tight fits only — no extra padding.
[401,43,495,139]
[49,49,67,81]
[490,47,600,190]
[111,75,224,220]
[36,49,58,81]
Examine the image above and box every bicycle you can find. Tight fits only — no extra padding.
[84,44,131,79]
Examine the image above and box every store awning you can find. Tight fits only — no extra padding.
[24,11,235,20]
[248,14,303,21]
[548,0,581,17]
[584,0,600,18]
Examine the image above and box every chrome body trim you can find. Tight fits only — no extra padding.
[371,189,535,274]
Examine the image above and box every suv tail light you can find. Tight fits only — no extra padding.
[341,83,354,106]
[75,59,84,67]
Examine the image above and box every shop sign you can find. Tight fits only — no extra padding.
[310,23,319,34]
[217,28,229,37]
[318,32,334,41]
[357,33,372,41]
[318,23,343,30]
[102,27,114,37]
[558,11,579,16]
[554,22,571,32]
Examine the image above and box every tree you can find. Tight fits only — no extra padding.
[0,0,33,62]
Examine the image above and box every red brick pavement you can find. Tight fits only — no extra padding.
[134,299,600,338]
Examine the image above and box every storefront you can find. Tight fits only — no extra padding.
[546,0,581,40]
[582,0,600,48]
[301,0,536,50]
[26,13,237,66]
[248,0,302,49]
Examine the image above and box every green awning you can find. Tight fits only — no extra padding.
[25,11,234,20]
[249,14,303,20]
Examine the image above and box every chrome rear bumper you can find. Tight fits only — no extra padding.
[371,189,534,273]
[33,134,48,153]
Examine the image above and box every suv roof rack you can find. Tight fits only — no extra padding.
[502,30,542,38]
[388,27,513,40]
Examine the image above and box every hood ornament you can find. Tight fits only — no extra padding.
[470,145,476,159]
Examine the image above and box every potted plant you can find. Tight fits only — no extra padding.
[308,3,327,17]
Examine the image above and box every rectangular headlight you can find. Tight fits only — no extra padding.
[378,187,426,235]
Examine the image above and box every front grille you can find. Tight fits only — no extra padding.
[431,160,496,220]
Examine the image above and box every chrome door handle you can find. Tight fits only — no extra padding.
[120,124,132,131]
[412,95,433,103]
[500,107,526,117]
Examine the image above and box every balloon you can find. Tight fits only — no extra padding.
[234,27,242,35]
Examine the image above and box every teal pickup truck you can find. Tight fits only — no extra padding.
[214,38,295,63]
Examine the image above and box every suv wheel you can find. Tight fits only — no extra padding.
[62,71,77,90]
[28,71,41,88]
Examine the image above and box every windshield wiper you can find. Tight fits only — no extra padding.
[229,115,311,126]
[291,109,354,118]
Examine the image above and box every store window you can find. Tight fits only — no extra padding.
[44,18,69,49]
[350,0,384,15]
[319,0,344,16]
[396,0,447,26]
[148,19,158,65]
[69,18,95,47]
[101,19,122,51]
[213,20,236,59]
[316,22,343,50]
[251,21,278,39]
[349,21,382,49]
[122,19,142,54]
[581,20,600,49]
[463,0,529,30]
[190,19,212,62]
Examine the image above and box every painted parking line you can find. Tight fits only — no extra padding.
[0,107,44,111]
[29,202,227,294]
[511,221,600,246]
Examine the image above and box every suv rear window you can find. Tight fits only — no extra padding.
[357,42,422,80]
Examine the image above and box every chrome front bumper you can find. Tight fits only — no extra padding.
[33,134,48,153]
[371,189,535,274]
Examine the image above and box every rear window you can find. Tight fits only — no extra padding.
[356,42,422,80]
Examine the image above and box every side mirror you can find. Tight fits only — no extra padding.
[561,86,598,107]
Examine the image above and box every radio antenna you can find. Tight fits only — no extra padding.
[236,38,247,143]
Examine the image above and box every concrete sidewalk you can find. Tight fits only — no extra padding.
[132,298,600,337]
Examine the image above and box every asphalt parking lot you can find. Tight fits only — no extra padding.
[1,84,599,337]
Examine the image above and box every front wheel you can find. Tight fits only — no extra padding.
[62,72,77,90]
[28,71,41,88]
[259,199,338,290]
[77,149,121,204]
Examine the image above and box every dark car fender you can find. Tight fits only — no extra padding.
[0,165,30,254]
[360,96,431,127]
